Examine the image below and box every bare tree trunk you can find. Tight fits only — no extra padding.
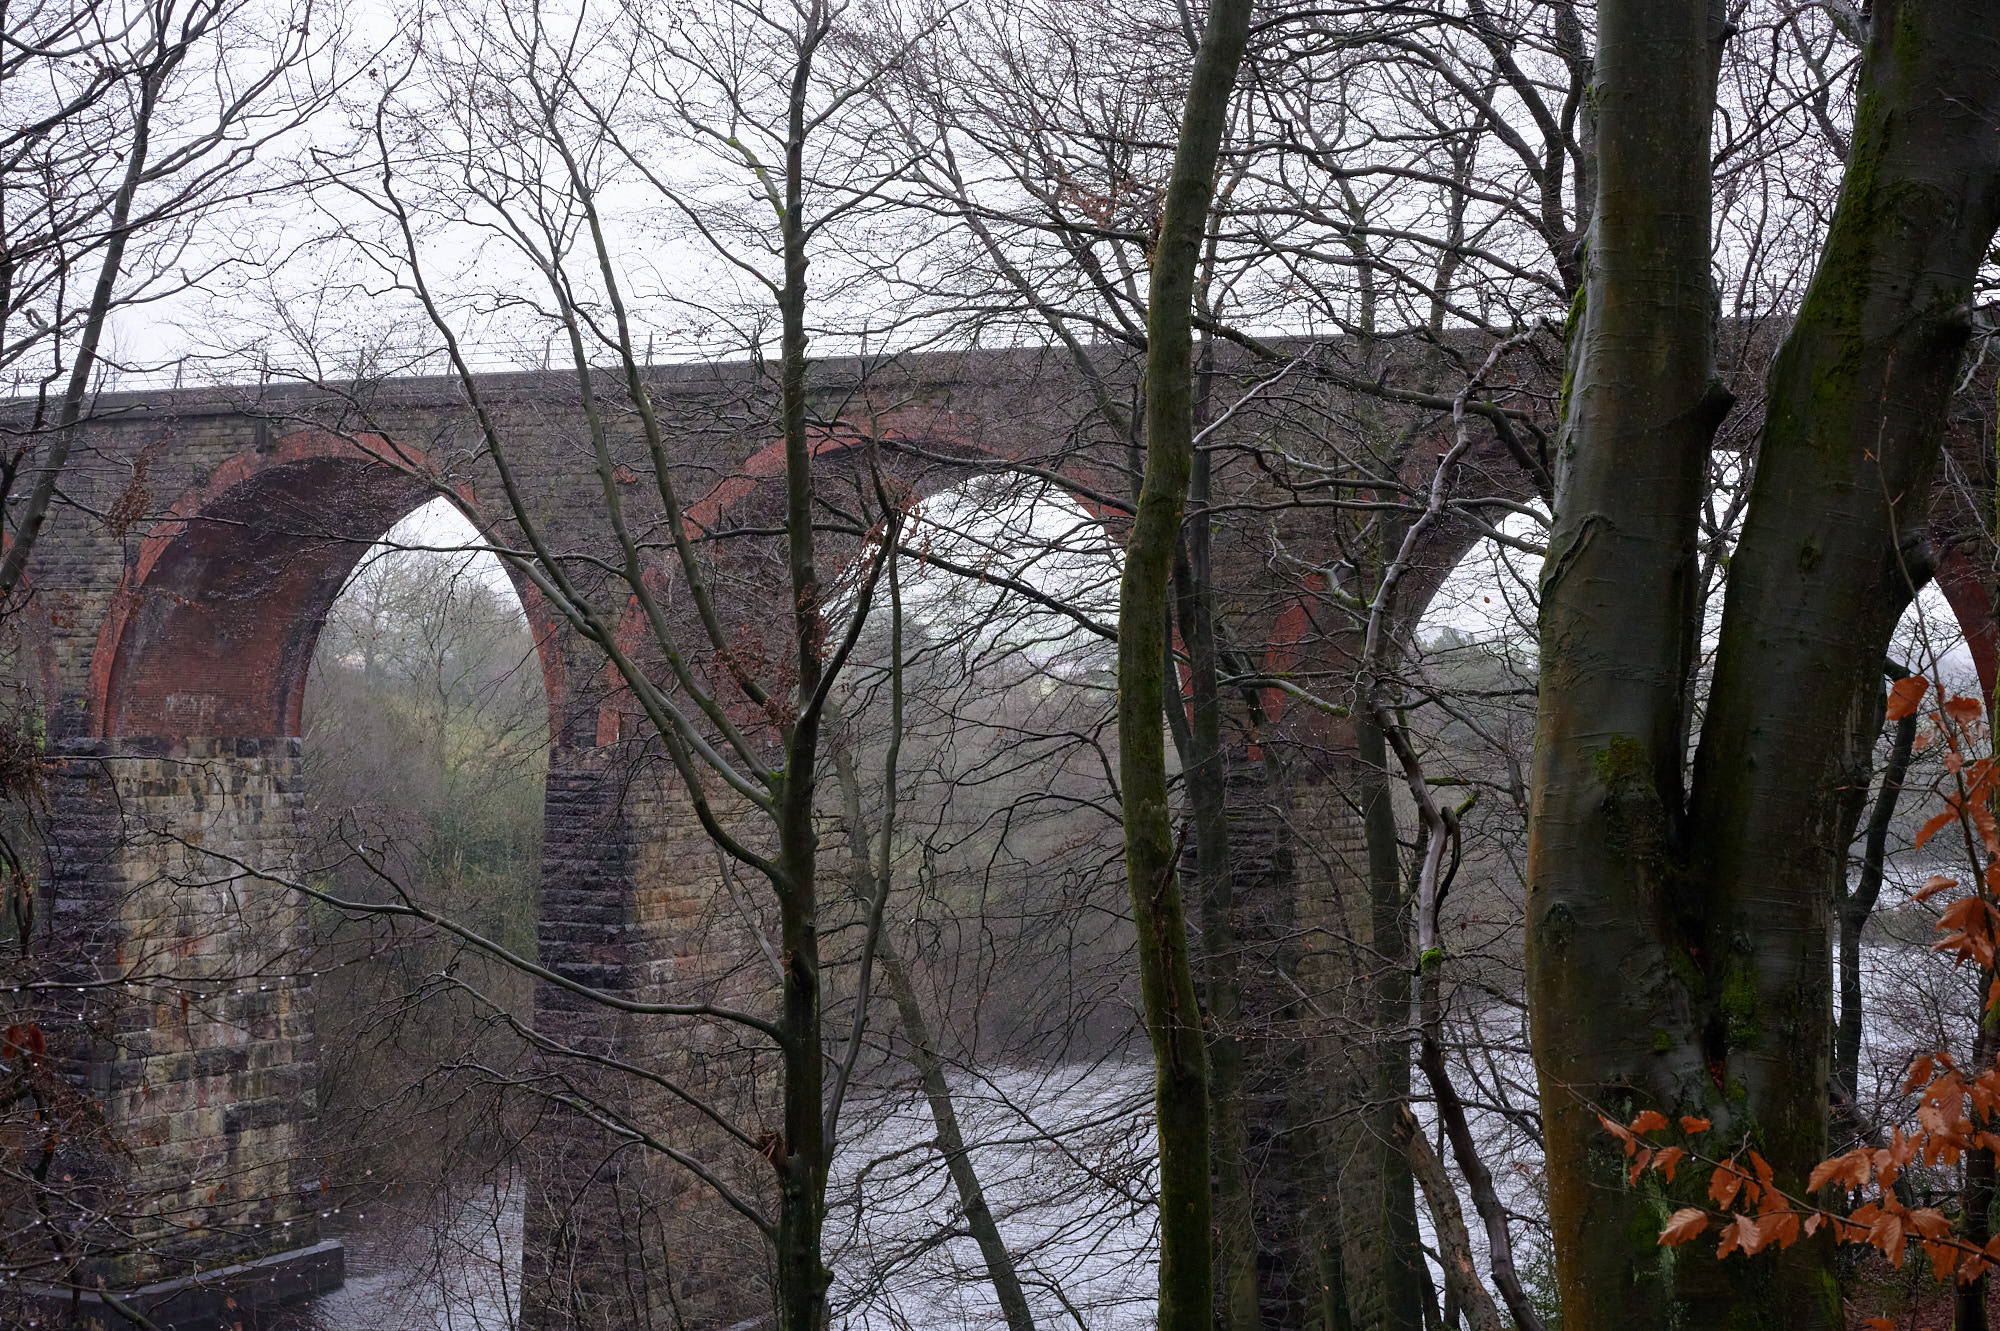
[773,10,835,1328]
[1173,452,1258,1331]
[873,936,1039,1331]
[1115,0,1252,1327]
[1345,713,1424,1331]
[1836,668,1915,1116]
[1415,997,1543,1331]
[1393,1104,1503,1331]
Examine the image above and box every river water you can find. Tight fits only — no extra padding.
[295,1063,1159,1330]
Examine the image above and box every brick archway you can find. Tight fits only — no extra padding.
[590,418,1129,746]
[87,427,565,741]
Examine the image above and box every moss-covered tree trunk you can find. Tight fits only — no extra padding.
[1688,1,2000,1300]
[1342,713,1424,1331]
[1173,464,1259,1331]
[773,9,835,1328]
[1530,1,2000,1326]
[1115,0,1252,1325]
[1526,0,1747,1320]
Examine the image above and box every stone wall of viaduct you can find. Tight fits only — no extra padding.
[0,347,1535,1329]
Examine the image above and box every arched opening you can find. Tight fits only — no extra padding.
[90,429,565,745]
[95,437,429,739]
[790,467,1164,1326]
[296,497,550,1328]
[665,439,1154,1324]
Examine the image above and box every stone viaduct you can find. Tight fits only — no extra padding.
[0,349,1144,1327]
[9,333,1975,1331]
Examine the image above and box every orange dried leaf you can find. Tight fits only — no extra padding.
[1628,1110,1669,1135]
[1917,808,1959,851]
[1679,1115,1711,1134]
[1944,693,1984,723]
[1937,897,1993,932]
[1909,1208,1952,1240]
[1652,1146,1684,1183]
[1658,1208,1708,1247]
[1867,1208,1908,1266]
[1886,675,1930,721]
[1720,1213,1764,1258]
[1914,875,1960,904]
[1598,1114,1639,1155]
[1907,1055,1937,1092]
[1755,1209,1800,1251]
[1709,1163,1745,1211]
[1808,1149,1871,1193]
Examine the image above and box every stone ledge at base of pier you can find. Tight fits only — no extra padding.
[3,1238,344,1330]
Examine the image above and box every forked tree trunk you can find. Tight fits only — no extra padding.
[1530,0,2000,1325]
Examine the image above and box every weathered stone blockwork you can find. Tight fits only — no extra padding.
[523,744,781,1330]
[2,360,1096,1323]
[42,738,323,1286]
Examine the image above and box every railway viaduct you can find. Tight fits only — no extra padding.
[0,336,1932,1330]
[0,348,1152,1327]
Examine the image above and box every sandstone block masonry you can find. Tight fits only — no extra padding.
[32,738,323,1304]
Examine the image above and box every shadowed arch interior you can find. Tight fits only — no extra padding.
[93,437,531,740]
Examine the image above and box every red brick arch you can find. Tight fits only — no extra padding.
[88,427,567,740]
[592,417,1128,746]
